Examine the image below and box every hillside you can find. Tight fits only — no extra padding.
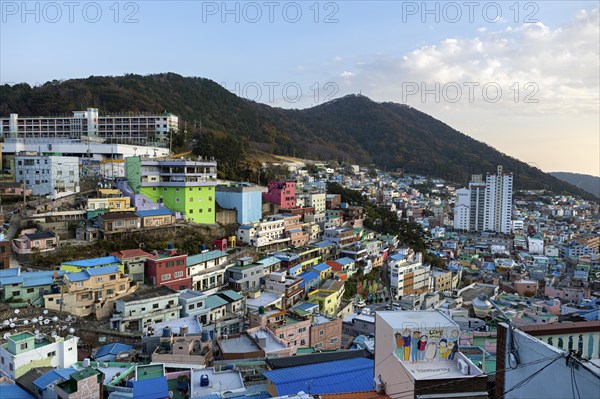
[0,73,594,199]
[550,172,600,198]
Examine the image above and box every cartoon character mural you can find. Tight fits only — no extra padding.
[402,329,411,361]
[393,327,462,363]
[448,340,459,360]
[425,342,437,361]
[439,338,450,359]
[411,331,421,361]
[395,331,404,358]
[418,335,428,361]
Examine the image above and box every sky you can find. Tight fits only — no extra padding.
[1,1,599,176]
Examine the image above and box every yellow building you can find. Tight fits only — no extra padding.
[307,290,339,315]
[44,265,135,320]
[87,196,134,212]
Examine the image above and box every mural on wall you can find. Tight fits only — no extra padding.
[394,327,461,362]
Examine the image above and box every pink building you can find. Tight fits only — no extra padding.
[263,181,296,209]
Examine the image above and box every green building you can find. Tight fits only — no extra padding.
[125,156,218,224]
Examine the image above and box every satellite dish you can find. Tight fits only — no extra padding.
[23,319,29,325]
[3,333,9,339]
[34,330,40,335]
[52,316,59,322]
[43,310,48,315]
[61,326,67,331]
[32,318,38,324]
[9,323,15,328]
[68,328,75,334]
[2,320,9,327]
[44,319,50,324]
[14,309,20,314]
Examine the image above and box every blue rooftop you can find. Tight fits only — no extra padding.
[311,263,331,273]
[0,382,35,399]
[131,377,169,399]
[263,358,374,395]
[61,256,121,268]
[273,252,300,261]
[33,368,78,390]
[256,256,281,267]
[94,343,133,361]
[187,250,228,266]
[390,253,407,262]
[136,209,173,217]
[291,302,319,312]
[336,257,354,266]
[311,240,335,248]
[0,270,66,288]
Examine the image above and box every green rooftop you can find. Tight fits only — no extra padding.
[137,364,164,381]
[8,332,34,342]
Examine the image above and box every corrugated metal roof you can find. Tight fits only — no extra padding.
[206,295,228,309]
[266,349,368,370]
[187,250,228,266]
[33,368,77,389]
[131,377,169,399]
[136,209,173,217]
[93,343,133,360]
[263,358,374,395]
[62,256,120,268]
[0,383,35,399]
[311,263,331,272]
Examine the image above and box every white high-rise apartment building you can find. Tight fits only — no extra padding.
[1,108,178,147]
[484,165,513,234]
[453,187,470,230]
[453,166,513,234]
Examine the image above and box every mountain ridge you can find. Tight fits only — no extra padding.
[549,172,600,198]
[0,73,595,200]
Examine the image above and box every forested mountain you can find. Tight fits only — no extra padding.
[0,73,594,199]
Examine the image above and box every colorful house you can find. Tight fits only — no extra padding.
[126,156,218,224]
[61,255,124,274]
[136,208,176,227]
[145,247,191,291]
[262,181,296,209]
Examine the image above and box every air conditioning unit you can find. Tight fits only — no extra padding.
[457,359,470,375]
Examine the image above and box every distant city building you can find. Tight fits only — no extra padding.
[453,165,513,234]
[1,108,178,147]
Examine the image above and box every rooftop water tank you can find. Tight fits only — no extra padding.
[162,327,172,338]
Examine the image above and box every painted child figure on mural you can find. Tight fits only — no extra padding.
[411,331,421,362]
[395,331,404,358]
[438,338,450,359]
[450,329,460,344]
[418,335,428,361]
[448,340,459,360]
[403,329,411,361]
[425,341,437,361]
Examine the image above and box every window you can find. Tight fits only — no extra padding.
[106,289,114,295]
[189,304,195,310]
[300,339,306,345]
[330,337,338,343]
[319,330,324,336]
[120,285,125,290]
[279,333,284,339]
[27,288,34,293]
[81,293,90,300]
[298,327,306,333]
[47,351,56,357]
[0,357,3,364]
[12,291,20,297]
[161,274,171,281]
[20,343,28,350]
[176,198,180,202]
[174,271,183,278]
[110,275,116,280]
[116,220,124,227]
[96,277,103,282]
[153,303,159,309]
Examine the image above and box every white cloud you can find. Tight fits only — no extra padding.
[332,8,599,115]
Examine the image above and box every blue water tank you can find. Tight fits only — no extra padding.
[162,327,172,337]
[201,330,209,342]
[167,243,173,249]
[201,244,206,251]
[200,374,209,387]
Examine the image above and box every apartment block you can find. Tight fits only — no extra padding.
[126,156,218,224]
[110,286,181,332]
[0,332,79,379]
[1,108,178,146]
[15,155,79,197]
